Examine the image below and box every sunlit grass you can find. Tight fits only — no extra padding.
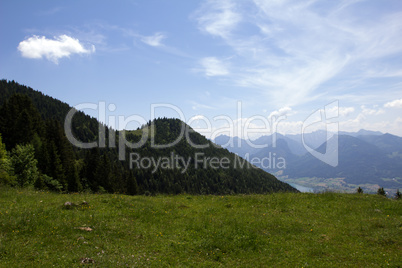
[0,186,401,267]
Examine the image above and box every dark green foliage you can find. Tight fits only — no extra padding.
[0,93,44,150]
[377,187,386,196]
[34,174,46,190]
[11,144,39,187]
[68,164,82,192]
[395,189,401,200]
[0,133,15,185]
[357,187,363,194]
[126,171,139,195]
[0,79,297,194]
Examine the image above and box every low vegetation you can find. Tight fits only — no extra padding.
[1,186,400,267]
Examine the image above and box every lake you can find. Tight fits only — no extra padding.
[287,183,314,193]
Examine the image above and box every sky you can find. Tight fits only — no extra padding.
[1,0,402,139]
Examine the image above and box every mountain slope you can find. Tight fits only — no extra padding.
[214,133,306,157]
[0,79,297,194]
[213,135,261,157]
[284,135,402,187]
[248,138,297,172]
[358,133,402,155]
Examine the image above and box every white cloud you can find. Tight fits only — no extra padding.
[339,107,355,117]
[384,98,402,108]
[141,32,166,47]
[191,101,215,110]
[361,105,384,116]
[195,0,241,39]
[320,106,355,119]
[327,106,355,117]
[268,106,292,119]
[18,35,94,64]
[200,57,229,76]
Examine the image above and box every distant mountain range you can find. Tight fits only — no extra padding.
[213,130,402,191]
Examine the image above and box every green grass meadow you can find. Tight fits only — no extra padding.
[0,186,401,267]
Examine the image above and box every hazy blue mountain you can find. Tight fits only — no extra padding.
[286,130,334,153]
[284,135,402,187]
[357,133,402,155]
[339,129,383,137]
[253,133,307,156]
[248,138,297,172]
[214,133,306,157]
[213,134,260,157]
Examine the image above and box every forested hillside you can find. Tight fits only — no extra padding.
[0,80,296,194]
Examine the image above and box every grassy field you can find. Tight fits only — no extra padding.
[0,186,401,267]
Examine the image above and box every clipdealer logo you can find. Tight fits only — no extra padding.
[64,101,339,170]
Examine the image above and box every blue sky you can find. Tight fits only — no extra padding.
[1,0,402,138]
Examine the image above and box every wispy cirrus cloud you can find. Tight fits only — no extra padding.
[200,57,229,77]
[18,35,95,64]
[193,0,402,108]
[195,0,242,39]
[141,32,166,47]
[36,7,64,16]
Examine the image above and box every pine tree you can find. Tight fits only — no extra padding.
[84,148,101,192]
[47,141,66,190]
[377,187,386,197]
[126,171,139,195]
[67,164,82,192]
[95,154,112,192]
[395,189,401,200]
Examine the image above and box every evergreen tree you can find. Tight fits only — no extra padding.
[377,187,386,196]
[126,171,139,195]
[83,148,101,192]
[47,141,66,189]
[67,163,82,192]
[395,189,401,200]
[95,154,113,192]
